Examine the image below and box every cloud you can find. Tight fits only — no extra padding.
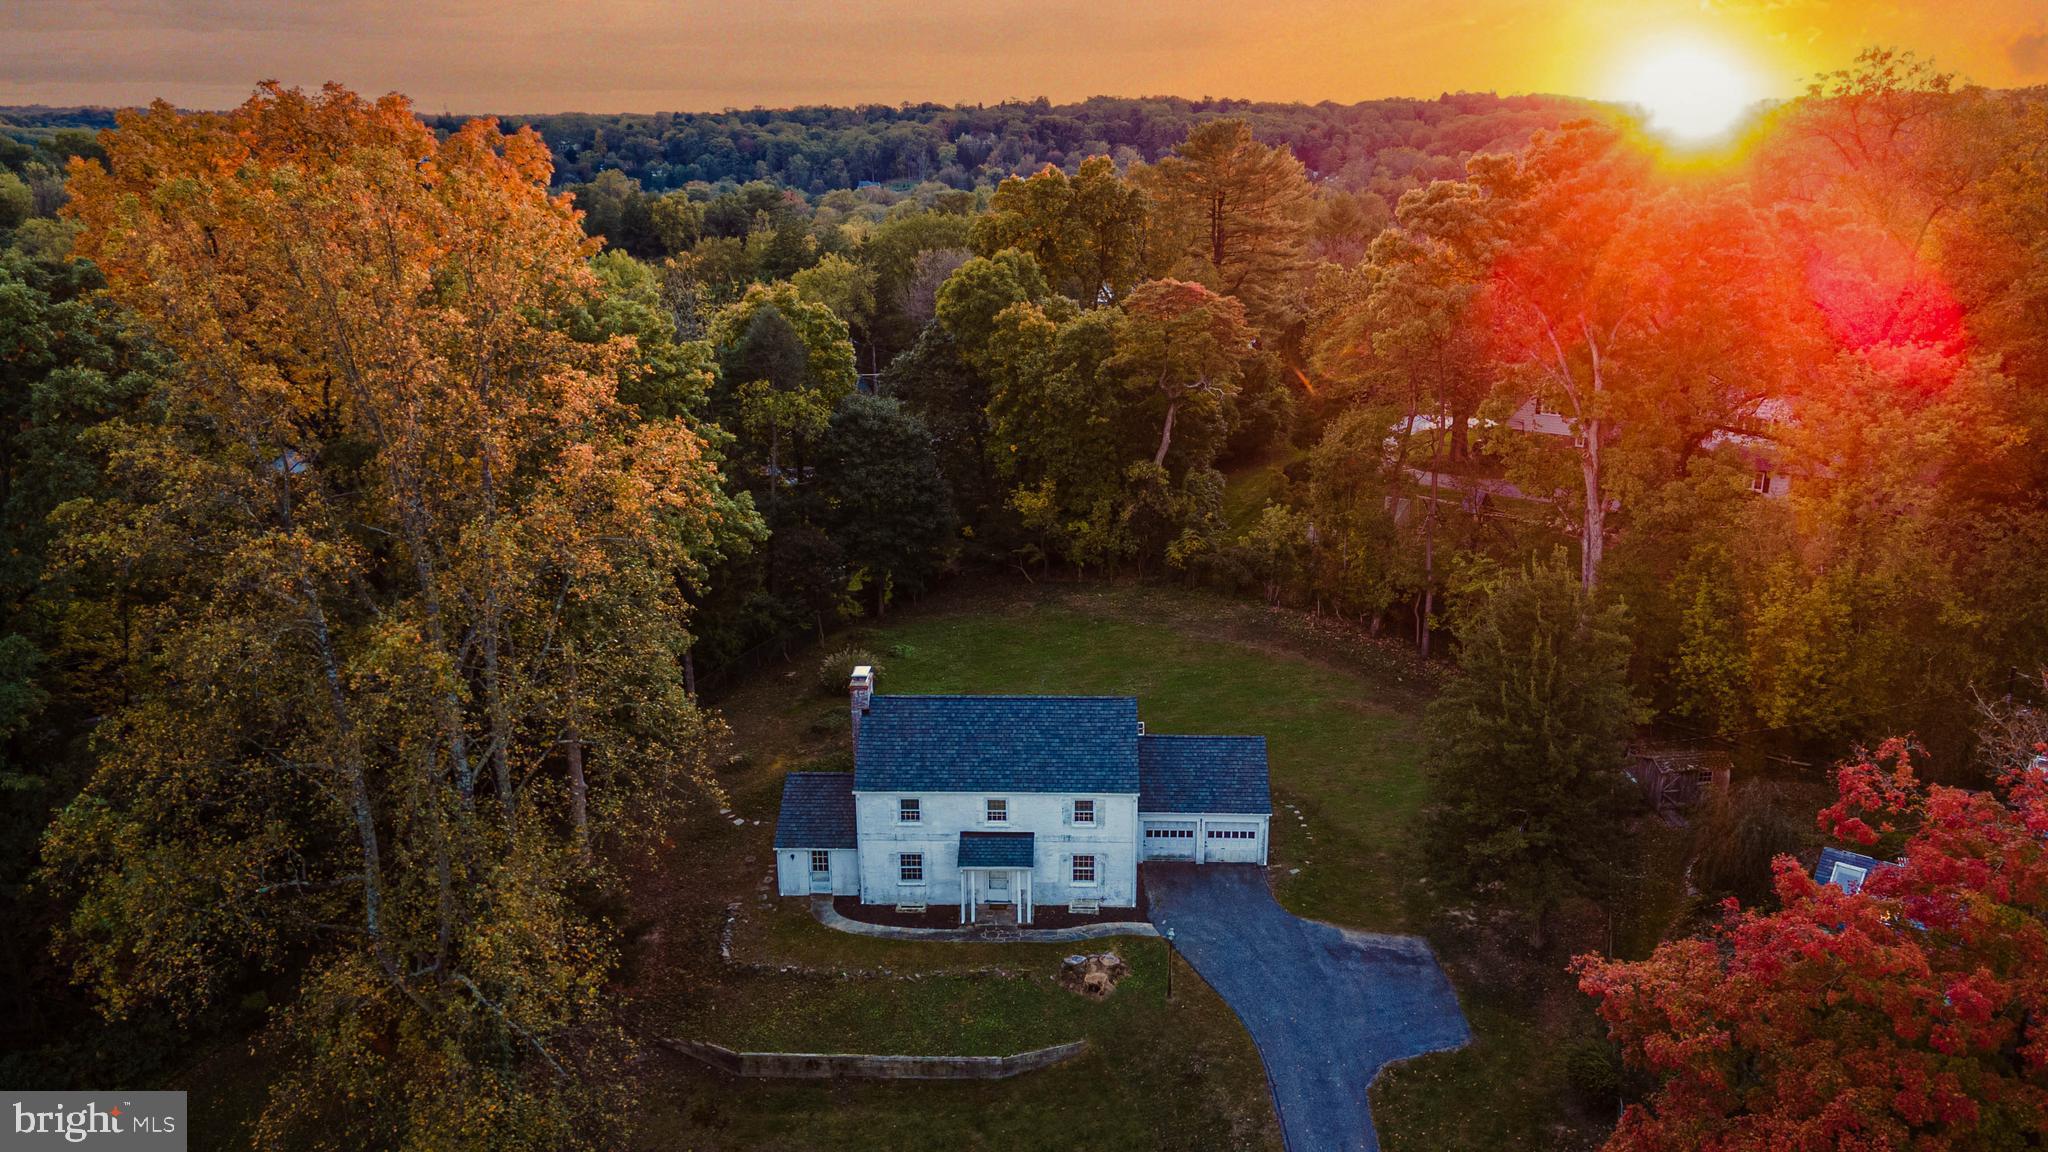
[2011,28,2048,75]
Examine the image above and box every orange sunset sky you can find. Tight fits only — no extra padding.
[6,0,2047,112]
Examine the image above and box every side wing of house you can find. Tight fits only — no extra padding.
[1138,735,1273,865]
[772,772,860,897]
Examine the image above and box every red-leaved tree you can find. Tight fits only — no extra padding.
[1575,738,2048,1150]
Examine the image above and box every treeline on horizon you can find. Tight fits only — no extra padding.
[4,89,1599,194]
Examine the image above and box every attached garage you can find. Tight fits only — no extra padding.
[1203,821,1263,863]
[1138,734,1273,867]
[1142,820,1199,860]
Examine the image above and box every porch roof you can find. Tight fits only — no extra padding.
[957,830,1036,869]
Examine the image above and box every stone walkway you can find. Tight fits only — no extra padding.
[811,896,1159,942]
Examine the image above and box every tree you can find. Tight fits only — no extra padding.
[1308,179,1493,648]
[52,83,749,1148]
[0,252,167,1068]
[1300,405,1408,626]
[934,248,1051,368]
[792,253,879,372]
[0,171,31,230]
[983,302,1133,568]
[972,155,1149,306]
[881,324,995,528]
[707,280,858,403]
[721,304,832,515]
[568,168,658,255]
[1135,119,1314,330]
[1111,279,1254,469]
[1576,738,2048,1150]
[1425,554,1640,944]
[646,189,704,255]
[817,393,955,614]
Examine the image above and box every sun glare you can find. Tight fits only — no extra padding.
[1611,37,1763,144]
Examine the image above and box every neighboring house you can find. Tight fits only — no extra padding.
[773,667,1273,924]
[1814,846,1894,894]
[1501,396,1799,499]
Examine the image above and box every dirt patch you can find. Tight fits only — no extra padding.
[1057,952,1131,999]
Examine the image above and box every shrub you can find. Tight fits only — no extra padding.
[815,646,881,696]
[1564,1035,1620,1105]
[1692,782,1804,907]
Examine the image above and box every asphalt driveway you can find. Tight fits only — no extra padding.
[1144,863,1469,1152]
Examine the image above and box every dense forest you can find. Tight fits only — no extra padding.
[3,53,2047,1149]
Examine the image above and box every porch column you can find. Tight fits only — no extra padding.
[960,872,968,924]
[1021,870,1032,925]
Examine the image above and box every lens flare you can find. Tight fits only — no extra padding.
[1610,37,1763,143]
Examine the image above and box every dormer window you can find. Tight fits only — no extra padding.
[985,798,1008,823]
[898,797,921,823]
[1072,799,1096,825]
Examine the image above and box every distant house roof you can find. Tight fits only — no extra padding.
[1139,735,1272,814]
[1815,846,1890,894]
[958,831,1036,869]
[853,696,1140,794]
[773,772,857,849]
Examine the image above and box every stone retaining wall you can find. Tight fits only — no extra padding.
[658,1037,1089,1080]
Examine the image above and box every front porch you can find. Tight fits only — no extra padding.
[957,831,1036,925]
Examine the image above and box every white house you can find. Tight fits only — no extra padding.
[774,667,1273,924]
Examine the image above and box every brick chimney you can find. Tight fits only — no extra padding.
[849,665,874,751]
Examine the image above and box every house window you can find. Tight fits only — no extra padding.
[810,850,831,874]
[1072,855,1097,884]
[1146,827,1194,840]
[1072,799,1096,825]
[985,798,1008,823]
[1829,863,1867,894]
[899,853,924,884]
[899,798,921,823]
[1207,828,1258,840]
[1751,470,1772,494]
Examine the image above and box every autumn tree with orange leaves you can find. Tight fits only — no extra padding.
[1575,738,2048,1150]
[42,84,755,1148]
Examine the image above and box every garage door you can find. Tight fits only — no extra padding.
[1204,822,1262,863]
[1142,821,1197,860]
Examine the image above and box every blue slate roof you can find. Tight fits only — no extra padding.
[1139,735,1272,814]
[773,772,857,849]
[853,695,1140,794]
[1815,846,1890,893]
[958,831,1036,868]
